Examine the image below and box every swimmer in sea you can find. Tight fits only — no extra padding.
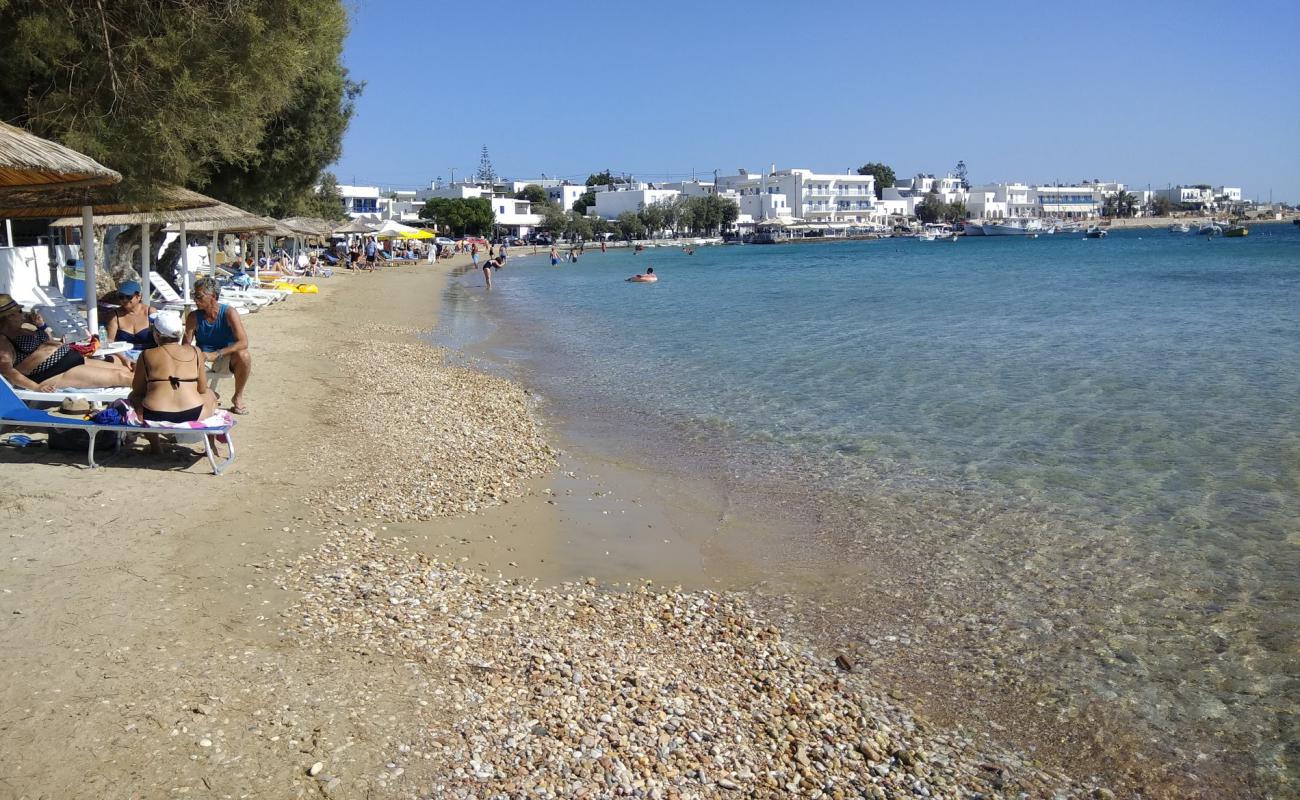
[627,266,656,283]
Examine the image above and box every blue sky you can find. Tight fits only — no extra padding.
[336,0,1300,200]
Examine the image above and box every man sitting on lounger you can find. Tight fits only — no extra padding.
[184,278,252,415]
[0,294,133,393]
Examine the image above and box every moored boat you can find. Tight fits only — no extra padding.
[1085,225,1107,238]
[1169,222,1191,233]
[962,221,986,236]
[1223,223,1248,237]
[1198,222,1223,236]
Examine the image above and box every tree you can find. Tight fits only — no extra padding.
[1150,195,1174,217]
[419,197,494,236]
[943,200,967,223]
[298,172,347,221]
[856,162,896,199]
[639,202,667,238]
[537,202,568,234]
[719,197,740,231]
[516,184,550,205]
[476,146,496,185]
[915,192,944,224]
[954,160,970,190]
[564,212,593,242]
[571,190,596,214]
[0,0,354,204]
[586,170,616,187]
[616,211,646,241]
[1103,191,1138,218]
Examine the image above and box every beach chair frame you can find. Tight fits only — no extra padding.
[1,381,236,475]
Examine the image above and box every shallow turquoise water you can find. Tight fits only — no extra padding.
[440,225,1300,785]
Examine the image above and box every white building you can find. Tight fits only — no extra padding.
[1157,185,1215,209]
[965,183,1034,219]
[1216,186,1242,203]
[416,181,541,235]
[717,168,879,226]
[590,184,681,219]
[1033,185,1104,219]
[338,184,382,218]
[547,184,589,212]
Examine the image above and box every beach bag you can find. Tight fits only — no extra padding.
[47,426,119,452]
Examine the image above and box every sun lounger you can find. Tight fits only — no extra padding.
[6,374,130,405]
[0,380,236,474]
[148,273,252,314]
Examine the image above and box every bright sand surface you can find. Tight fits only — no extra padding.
[1,255,1126,797]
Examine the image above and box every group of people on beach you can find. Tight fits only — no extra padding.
[0,276,252,419]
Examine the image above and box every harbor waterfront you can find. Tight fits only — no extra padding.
[440,226,1300,794]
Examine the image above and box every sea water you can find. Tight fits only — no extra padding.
[439,226,1299,789]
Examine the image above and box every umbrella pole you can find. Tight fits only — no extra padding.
[210,227,220,277]
[140,222,151,306]
[4,219,12,247]
[179,219,192,303]
[81,205,98,335]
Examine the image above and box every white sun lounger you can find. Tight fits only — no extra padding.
[0,379,236,474]
[148,273,253,314]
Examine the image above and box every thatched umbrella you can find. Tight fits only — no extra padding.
[164,209,293,282]
[0,121,125,323]
[334,217,379,234]
[3,183,225,328]
[0,120,121,192]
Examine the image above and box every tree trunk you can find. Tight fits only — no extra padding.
[108,225,141,284]
[156,236,184,292]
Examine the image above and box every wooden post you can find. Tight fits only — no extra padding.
[179,219,191,302]
[140,222,151,304]
[81,205,98,335]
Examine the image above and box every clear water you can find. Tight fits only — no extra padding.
[439,227,1300,790]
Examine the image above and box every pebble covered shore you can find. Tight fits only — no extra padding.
[283,330,1105,798]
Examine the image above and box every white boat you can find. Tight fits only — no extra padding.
[1169,222,1191,233]
[962,221,986,236]
[981,218,1044,236]
[1085,225,1108,238]
[1198,222,1223,236]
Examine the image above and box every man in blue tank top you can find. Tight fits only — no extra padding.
[184,277,252,414]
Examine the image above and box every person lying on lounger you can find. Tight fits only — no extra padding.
[0,294,133,393]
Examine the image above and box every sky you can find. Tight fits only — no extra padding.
[335,0,1300,201]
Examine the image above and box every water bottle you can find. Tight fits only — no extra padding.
[97,323,108,342]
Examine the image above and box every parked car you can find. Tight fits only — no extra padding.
[530,232,553,245]
[434,237,455,246]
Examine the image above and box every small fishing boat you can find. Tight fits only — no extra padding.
[1169,222,1191,233]
[1223,223,1248,237]
[1198,222,1223,236]
[1085,225,1107,238]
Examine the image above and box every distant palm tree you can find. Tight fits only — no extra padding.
[1105,191,1138,218]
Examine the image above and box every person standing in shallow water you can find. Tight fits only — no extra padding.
[483,255,504,290]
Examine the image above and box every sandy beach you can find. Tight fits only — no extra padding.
[2,256,1123,798]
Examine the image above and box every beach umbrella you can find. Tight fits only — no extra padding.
[0,122,125,328]
[334,217,379,234]
[45,189,234,308]
[0,120,121,192]
[372,219,428,239]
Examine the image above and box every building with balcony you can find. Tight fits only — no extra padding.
[717,168,880,225]
[338,184,382,218]
[1033,185,1104,219]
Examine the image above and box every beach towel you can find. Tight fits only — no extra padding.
[92,400,233,443]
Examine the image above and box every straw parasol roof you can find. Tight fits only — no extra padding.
[0,120,122,191]
[334,217,380,234]
[1,183,225,221]
[278,216,335,237]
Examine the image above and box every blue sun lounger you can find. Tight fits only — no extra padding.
[0,380,236,475]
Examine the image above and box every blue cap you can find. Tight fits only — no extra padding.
[117,280,141,297]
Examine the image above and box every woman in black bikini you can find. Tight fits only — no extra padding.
[0,294,133,393]
[105,279,156,353]
[128,310,217,424]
